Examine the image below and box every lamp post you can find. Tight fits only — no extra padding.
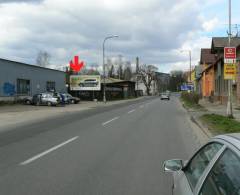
[103,35,119,103]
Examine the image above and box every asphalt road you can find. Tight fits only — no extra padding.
[0,96,205,195]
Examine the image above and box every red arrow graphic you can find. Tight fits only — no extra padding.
[69,56,84,72]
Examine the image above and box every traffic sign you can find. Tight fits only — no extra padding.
[224,64,236,80]
[224,47,237,80]
[224,59,236,64]
[224,47,236,59]
[180,84,193,91]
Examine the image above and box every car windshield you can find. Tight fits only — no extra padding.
[0,1,239,195]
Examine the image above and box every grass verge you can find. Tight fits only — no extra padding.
[181,98,204,110]
[201,114,240,134]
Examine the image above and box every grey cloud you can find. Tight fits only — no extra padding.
[0,0,211,71]
[0,0,42,3]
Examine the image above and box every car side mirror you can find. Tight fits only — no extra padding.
[163,159,183,172]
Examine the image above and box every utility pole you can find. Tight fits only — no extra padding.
[227,0,233,117]
[136,57,139,91]
[189,50,192,83]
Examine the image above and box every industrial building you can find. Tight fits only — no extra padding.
[0,58,66,101]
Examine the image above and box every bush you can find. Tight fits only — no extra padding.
[181,91,200,104]
[201,114,240,133]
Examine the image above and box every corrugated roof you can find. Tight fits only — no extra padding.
[200,48,216,64]
[0,58,65,73]
[212,37,240,48]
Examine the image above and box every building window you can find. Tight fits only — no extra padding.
[17,79,30,95]
[46,81,55,92]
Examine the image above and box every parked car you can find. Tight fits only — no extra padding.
[160,92,170,100]
[163,133,240,195]
[79,79,98,87]
[23,96,33,105]
[32,93,60,106]
[62,93,80,104]
[45,92,63,103]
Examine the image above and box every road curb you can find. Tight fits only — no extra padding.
[178,99,212,139]
[190,115,212,138]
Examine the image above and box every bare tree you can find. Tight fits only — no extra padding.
[123,61,132,80]
[36,51,51,67]
[87,69,100,75]
[138,64,158,95]
[117,65,123,80]
[108,65,115,78]
[136,57,140,74]
[106,58,112,74]
[123,66,132,80]
[116,55,124,79]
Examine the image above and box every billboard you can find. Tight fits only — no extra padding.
[70,75,101,91]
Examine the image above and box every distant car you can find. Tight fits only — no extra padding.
[163,133,240,195]
[79,79,98,87]
[32,93,60,106]
[62,93,80,104]
[160,93,170,100]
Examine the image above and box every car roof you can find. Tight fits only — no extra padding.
[214,133,240,150]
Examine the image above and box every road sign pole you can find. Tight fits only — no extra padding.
[227,0,233,118]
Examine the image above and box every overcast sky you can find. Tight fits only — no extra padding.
[0,0,239,72]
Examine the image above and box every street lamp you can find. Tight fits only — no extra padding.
[180,50,192,82]
[103,35,119,103]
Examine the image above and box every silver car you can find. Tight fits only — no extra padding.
[32,93,59,106]
[160,93,170,100]
[163,133,240,195]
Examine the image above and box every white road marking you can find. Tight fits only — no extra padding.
[20,136,79,166]
[139,105,144,108]
[128,109,136,114]
[102,117,119,126]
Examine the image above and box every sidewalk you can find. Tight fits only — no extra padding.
[0,97,147,131]
[181,98,240,137]
[199,99,240,122]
